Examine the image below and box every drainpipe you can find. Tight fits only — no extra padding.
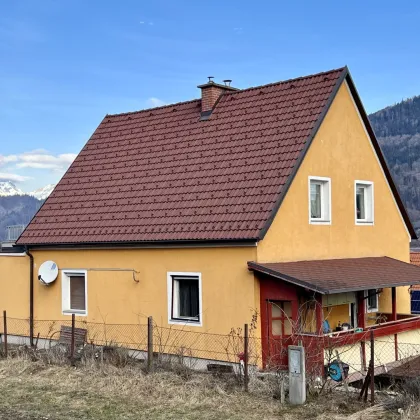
[25,246,34,346]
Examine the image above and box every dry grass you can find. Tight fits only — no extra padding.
[0,355,414,420]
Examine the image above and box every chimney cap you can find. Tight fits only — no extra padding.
[197,79,239,91]
[223,79,232,86]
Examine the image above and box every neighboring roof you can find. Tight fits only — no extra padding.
[411,252,420,266]
[410,252,420,290]
[17,67,416,246]
[248,257,420,294]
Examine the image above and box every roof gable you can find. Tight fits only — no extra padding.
[17,67,415,246]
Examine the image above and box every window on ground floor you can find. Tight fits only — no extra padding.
[62,270,87,315]
[365,289,378,313]
[167,272,202,326]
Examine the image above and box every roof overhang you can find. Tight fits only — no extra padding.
[248,257,420,294]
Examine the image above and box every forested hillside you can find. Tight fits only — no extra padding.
[369,97,420,241]
[0,196,42,241]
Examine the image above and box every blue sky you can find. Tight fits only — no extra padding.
[1,0,420,191]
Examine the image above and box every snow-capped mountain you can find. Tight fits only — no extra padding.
[29,184,56,200]
[0,181,55,200]
[0,181,24,197]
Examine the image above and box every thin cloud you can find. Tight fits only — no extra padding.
[0,172,32,183]
[0,155,18,166]
[0,150,77,171]
[146,97,166,108]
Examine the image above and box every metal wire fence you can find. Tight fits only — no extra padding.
[2,314,420,387]
[0,315,263,373]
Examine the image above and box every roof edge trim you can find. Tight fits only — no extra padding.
[22,239,259,250]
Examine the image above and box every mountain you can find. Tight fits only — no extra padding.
[0,181,24,197]
[369,97,420,243]
[0,181,55,241]
[0,195,43,241]
[0,181,56,199]
[29,184,56,200]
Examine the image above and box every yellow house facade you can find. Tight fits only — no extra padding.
[2,67,420,370]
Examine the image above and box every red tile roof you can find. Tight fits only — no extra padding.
[17,67,416,246]
[411,252,420,266]
[411,252,420,290]
[248,257,420,294]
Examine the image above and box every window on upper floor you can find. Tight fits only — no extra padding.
[62,270,87,316]
[309,177,331,224]
[355,181,374,225]
[167,272,202,326]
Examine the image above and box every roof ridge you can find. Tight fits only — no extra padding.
[219,66,347,97]
[107,98,201,118]
[106,67,346,118]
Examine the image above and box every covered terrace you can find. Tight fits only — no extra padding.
[248,257,420,370]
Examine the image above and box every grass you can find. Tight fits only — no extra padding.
[0,356,415,420]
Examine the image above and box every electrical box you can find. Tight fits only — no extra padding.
[288,345,306,405]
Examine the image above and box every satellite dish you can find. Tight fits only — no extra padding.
[38,261,58,285]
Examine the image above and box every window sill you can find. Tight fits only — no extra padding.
[62,310,87,316]
[356,220,374,225]
[310,219,331,225]
[366,308,378,314]
[169,318,202,327]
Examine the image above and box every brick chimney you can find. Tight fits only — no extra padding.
[198,77,238,120]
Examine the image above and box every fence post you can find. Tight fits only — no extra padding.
[370,329,375,406]
[3,310,7,358]
[70,313,75,362]
[244,323,249,392]
[147,316,153,372]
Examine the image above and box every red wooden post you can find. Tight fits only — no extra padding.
[315,293,323,334]
[357,291,366,329]
[392,286,398,361]
[314,293,326,376]
[391,287,397,321]
[370,329,375,406]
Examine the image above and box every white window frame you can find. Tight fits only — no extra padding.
[167,271,202,327]
[355,181,374,225]
[364,289,379,313]
[62,269,88,316]
[308,176,331,225]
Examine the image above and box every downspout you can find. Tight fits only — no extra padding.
[25,246,34,346]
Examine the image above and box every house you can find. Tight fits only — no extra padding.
[2,66,420,372]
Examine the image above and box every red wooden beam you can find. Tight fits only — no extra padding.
[315,293,323,334]
[323,316,420,347]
